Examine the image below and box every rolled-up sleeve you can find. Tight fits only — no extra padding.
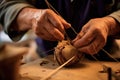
[0,0,34,41]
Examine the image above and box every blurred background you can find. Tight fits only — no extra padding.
[0,25,46,64]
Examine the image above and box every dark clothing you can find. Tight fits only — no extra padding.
[0,0,120,60]
[0,0,120,39]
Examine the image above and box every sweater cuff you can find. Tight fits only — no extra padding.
[5,3,34,41]
[108,10,120,23]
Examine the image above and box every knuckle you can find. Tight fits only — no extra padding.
[44,9,53,15]
[89,45,97,54]
[41,9,50,17]
[44,9,49,13]
[93,26,101,33]
[89,18,96,23]
[55,22,61,27]
[49,28,58,36]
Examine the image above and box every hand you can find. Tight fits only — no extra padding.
[16,8,70,41]
[72,17,119,55]
[32,9,71,41]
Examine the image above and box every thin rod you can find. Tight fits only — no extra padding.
[102,49,119,62]
[41,56,75,80]
[45,0,78,35]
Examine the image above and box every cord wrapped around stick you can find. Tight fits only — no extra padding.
[54,40,84,67]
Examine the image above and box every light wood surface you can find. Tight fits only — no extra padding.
[20,55,120,80]
[1,40,120,80]
[19,40,120,80]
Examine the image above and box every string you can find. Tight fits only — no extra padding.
[102,49,119,62]
[45,0,120,65]
[45,0,120,70]
[41,56,76,80]
[44,0,120,78]
[45,0,78,36]
[43,48,55,54]
[101,49,120,70]
[92,44,120,78]
[90,44,109,69]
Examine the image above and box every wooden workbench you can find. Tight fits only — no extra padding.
[1,40,120,80]
[20,55,120,80]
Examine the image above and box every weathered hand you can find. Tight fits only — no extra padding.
[72,17,119,55]
[16,8,70,41]
[32,9,71,41]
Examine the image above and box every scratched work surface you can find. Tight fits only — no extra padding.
[20,55,120,80]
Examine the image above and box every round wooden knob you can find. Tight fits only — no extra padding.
[54,40,84,67]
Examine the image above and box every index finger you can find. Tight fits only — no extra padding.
[73,30,96,48]
[47,10,64,32]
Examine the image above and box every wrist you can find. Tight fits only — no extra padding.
[103,16,120,36]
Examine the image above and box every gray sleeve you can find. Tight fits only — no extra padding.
[0,0,35,41]
[109,10,120,23]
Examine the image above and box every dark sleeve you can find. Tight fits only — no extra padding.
[0,0,35,41]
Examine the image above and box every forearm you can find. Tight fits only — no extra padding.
[0,0,34,41]
[0,0,32,30]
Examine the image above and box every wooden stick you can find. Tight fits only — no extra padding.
[41,56,75,80]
